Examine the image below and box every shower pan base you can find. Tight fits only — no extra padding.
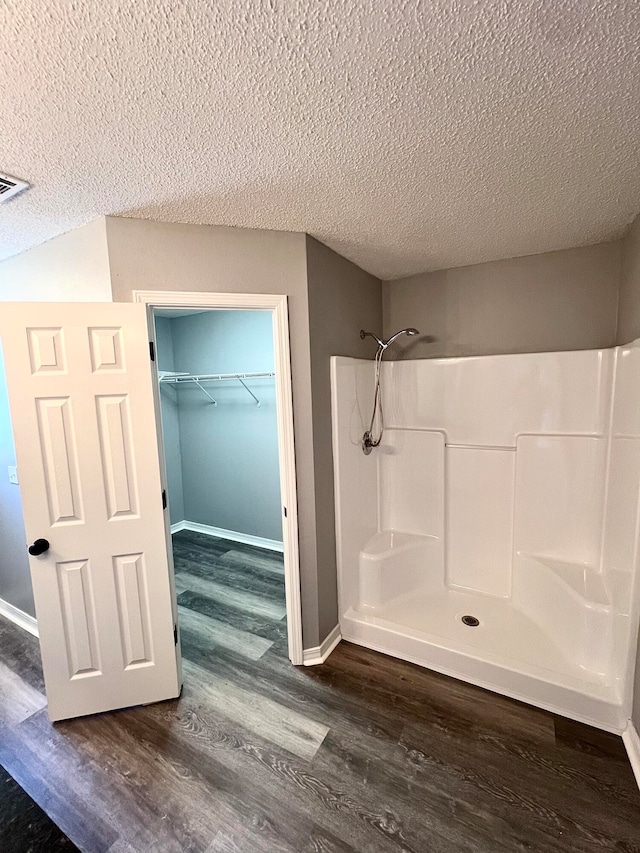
[341,588,625,733]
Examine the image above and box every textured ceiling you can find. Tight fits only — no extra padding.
[1,1,640,280]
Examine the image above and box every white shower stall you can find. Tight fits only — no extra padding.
[331,341,640,732]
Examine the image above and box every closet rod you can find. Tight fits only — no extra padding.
[158,371,275,383]
[158,371,275,406]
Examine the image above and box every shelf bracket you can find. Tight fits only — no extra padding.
[238,378,261,407]
[193,379,217,405]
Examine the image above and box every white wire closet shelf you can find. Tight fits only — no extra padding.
[158,370,275,407]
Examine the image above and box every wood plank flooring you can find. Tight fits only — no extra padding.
[0,761,80,852]
[0,528,639,852]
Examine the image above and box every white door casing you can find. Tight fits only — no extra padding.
[135,290,304,665]
[0,303,180,721]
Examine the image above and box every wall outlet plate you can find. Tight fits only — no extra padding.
[8,466,18,484]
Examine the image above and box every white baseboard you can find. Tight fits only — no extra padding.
[0,596,39,638]
[170,519,284,553]
[623,720,640,793]
[303,624,342,666]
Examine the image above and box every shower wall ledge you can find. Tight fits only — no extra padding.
[518,552,610,607]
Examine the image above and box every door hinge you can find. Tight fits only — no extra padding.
[162,489,167,509]
[149,341,155,361]
[283,506,287,517]
[174,624,178,645]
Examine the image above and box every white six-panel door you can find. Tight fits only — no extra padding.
[0,303,180,721]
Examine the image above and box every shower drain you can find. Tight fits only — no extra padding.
[461,615,480,627]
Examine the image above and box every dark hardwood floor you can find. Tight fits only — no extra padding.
[0,761,80,852]
[0,528,639,852]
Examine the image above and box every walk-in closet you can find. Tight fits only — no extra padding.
[154,309,287,659]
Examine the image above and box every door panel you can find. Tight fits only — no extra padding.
[56,558,101,677]
[96,394,138,518]
[113,552,153,668]
[0,303,180,721]
[37,396,84,524]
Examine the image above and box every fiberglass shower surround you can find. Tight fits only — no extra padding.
[330,342,640,733]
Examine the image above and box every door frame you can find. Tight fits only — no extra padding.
[134,290,303,666]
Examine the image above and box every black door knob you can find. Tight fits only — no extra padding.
[28,539,50,556]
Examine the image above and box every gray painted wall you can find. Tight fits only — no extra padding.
[155,316,185,526]
[0,219,112,302]
[382,241,621,359]
[169,310,282,541]
[0,343,33,616]
[0,220,112,622]
[306,236,382,639]
[107,220,382,646]
[105,218,326,646]
[617,214,640,346]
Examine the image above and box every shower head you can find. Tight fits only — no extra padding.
[382,328,420,349]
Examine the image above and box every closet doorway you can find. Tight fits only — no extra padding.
[137,290,302,667]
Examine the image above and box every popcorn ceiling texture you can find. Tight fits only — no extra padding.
[1,0,640,279]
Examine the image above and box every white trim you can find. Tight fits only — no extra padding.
[623,720,640,792]
[0,596,39,638]
[171,520,284,553]
[303,624,342,666]
[134,290,303,666]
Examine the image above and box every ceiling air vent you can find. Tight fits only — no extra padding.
[0,173,29,202]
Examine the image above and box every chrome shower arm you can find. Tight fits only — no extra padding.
[361,328,420,352]
[360,329,384,348]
